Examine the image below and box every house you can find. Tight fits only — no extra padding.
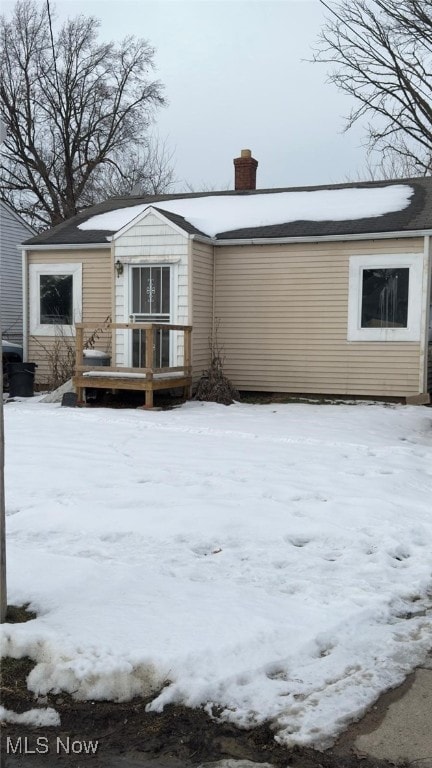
[22,150,432,401]
[0,201,34,343]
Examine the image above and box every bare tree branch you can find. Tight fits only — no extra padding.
[314,0,432,175]
[0,0,174,229]
[79,136,176,202]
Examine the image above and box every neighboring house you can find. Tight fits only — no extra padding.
[0,201,34,343]
[22,150,432,400]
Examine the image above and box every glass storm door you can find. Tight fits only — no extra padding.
[131,266,171,368]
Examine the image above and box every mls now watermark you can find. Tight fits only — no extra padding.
[6,736,99,755]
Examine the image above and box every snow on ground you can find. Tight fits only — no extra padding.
[77,185,414,238]
[0,706,60,727]
[1,401,432,747]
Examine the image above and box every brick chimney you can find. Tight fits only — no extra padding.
[233,149,258,191]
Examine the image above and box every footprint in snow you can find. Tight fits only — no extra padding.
[286,536,311,548]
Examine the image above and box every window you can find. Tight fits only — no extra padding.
[361,268,409,329]
[131,266,170,318]
[40,274,73,325]
[348,254,423,341]
[30,263,82,335]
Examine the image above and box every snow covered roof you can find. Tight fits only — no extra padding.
[23,176,432,246]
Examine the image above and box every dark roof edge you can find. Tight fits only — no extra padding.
[21,242,111,250]
[23,228,432,250]
[107,174,428,201]
[202,229,432,245]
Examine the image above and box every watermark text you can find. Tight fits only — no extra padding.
[6,735,99,756]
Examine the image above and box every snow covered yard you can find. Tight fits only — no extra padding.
[1,400,432,748]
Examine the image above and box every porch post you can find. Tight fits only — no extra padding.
[144,325,154,408]
[75,324,84,404]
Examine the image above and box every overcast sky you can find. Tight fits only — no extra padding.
[3,0,370,192]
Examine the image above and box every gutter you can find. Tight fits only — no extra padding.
[21,242,109,251]
[21,249,28,361]
[208,229,432,247]
[189,234,214,245]
[422,236,432,393]
[24,228,432,251]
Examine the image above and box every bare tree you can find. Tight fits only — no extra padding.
[0,0,173,229]
[181,180,231,193]
[80,136,176,203]
[347,153,427,183]
[314,0,432,176]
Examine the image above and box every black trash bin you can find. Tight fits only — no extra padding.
[6,362,37,397]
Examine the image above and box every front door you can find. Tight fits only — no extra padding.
[130,266,171,368]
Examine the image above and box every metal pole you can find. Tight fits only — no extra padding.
[1,117,8,622]
[0,315,6,623]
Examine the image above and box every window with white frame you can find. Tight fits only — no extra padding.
[347,254,423,342]
[30,263,82,336]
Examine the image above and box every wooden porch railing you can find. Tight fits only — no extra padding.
[73,322,192,408]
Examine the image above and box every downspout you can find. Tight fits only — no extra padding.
[21,249,28,361]
[419,235,431,396]
[110,239,116,365]
[187,237,193,374]
[211,244,216,348]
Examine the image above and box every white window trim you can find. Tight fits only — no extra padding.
[347,253,423,342]
[29,263,82,336]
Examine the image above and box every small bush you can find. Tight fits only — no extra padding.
[32,316,111,391]
[194,329,239,405]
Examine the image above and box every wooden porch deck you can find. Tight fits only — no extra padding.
[73,322,192,408]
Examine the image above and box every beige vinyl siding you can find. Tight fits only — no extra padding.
[191,240,214,379]
[27,248,111,386]
[214,238,423,397]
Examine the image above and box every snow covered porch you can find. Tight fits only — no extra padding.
[73,321,192,408]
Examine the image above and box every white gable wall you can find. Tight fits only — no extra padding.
[114,212,189,366]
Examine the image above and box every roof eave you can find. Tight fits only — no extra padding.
[189,234,214,244]
[212,228,432,246]
[1,201,35,235]
[23,227,432,250]
[21,241,111,250]
[112,205,192,240]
